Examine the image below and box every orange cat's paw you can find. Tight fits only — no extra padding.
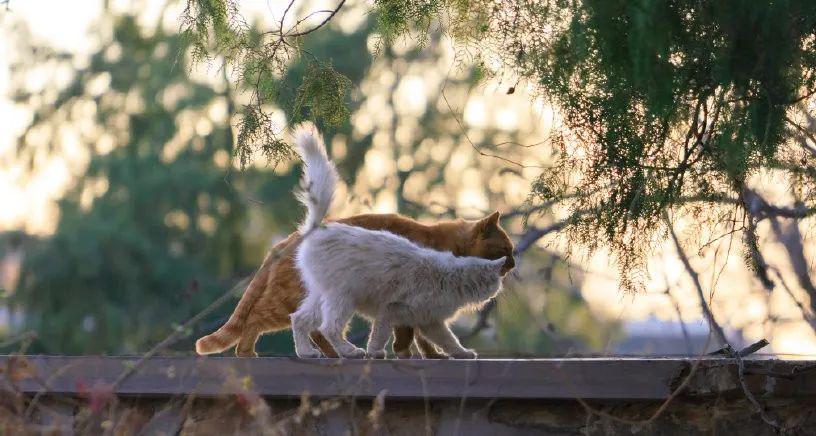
[367,350,386,359]
[451,349,478,359]
[421,351,449,360]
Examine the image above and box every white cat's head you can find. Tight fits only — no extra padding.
[484,256,506,295]
[485,256,507,276]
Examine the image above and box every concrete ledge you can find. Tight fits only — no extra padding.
[2,355,815,400]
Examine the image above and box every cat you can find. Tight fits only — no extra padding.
[291,126,506,359]
[195,131,515,359]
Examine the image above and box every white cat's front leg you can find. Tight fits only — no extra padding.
[418,321,477,359]
[366,315,392,359]
[319,295,366,359]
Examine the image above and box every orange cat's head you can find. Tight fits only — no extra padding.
[467,211,515,275]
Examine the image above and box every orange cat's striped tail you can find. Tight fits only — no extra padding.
[195,263,271,355]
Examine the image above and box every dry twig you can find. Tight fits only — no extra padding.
[664,212,782,431]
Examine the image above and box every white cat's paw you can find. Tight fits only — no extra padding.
[341,347,367,359]
[451,349,478,359]
[367,350,386,359]
[296,349,322,359]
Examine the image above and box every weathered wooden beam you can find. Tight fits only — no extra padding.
[1,356,814,400]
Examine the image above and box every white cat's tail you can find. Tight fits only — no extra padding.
[295,124,338,234]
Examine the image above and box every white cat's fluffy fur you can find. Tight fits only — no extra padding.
[291,125,505,359]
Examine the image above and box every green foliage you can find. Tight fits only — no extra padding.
[373,0,440,47]
[373,0,492,48]
[272,21,372,181]
[181,0,245,64]
[181,0,358,169]
[293,60,352,126]
[371,0,816,290]
[180,2,816,292]
[526,1,816,288]
[234,105,294,170]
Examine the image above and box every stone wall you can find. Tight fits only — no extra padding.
[1,355,813,435]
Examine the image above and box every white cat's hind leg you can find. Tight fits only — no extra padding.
[319,294,365,358]
[366,314,392,359]
[291,292,322,358]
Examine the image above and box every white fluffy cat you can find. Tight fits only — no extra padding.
[290,125,506,359]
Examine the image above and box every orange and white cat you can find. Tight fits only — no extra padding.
[195,130,515,358]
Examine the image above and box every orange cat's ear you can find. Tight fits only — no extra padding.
[487,211,501,225]
[475,211,501,234]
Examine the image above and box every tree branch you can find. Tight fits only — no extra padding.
[743,212,775,292]
[664,212,781,430]
[770,266,816,333]
[268,0,346,38]
[769,217,816,316]
[513,209,593,255]
[664,213,729,347]
[663,285,693,355]
[743,188,816,221]
[784,115,816,158]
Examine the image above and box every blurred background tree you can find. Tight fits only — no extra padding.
[1,1,617,355]
[10,14,255,353]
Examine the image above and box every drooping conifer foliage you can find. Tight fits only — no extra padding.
[188,0,816,289]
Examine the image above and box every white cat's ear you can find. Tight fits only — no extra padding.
[490,257,507,268]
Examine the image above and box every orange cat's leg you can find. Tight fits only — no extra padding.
[392,326,414,358]
[415,335,447,359]
[418,322,476,359]
[235,326,261,357]
[310,332,339,358]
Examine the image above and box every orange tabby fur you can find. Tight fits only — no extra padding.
[196,212,515,357]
